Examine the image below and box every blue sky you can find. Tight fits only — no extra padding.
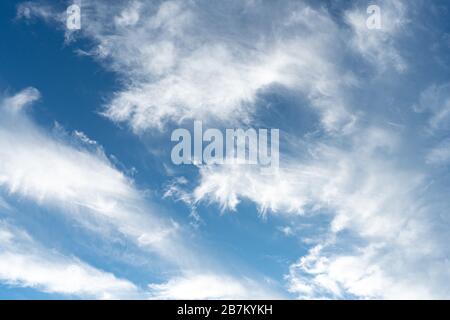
[0,0,450,299]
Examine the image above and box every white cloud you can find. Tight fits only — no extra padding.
[414,83,450,132]
[0,88,282,299]
[0,219,279,300]
[426,138,450,165]
[414,83,450,166]
[16,2,60,22]
[186,124,450,299]
[1,87,40,112]
[278,226,294,237]
[189,128,400,216]
[192,163,309,214]
[0,88,187,265]
[16,0,415,136]
[114,1,141,27]
[0,221,141,299]
[148,273,280,300]
[285,242,442,299]
[18,0,360,133]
